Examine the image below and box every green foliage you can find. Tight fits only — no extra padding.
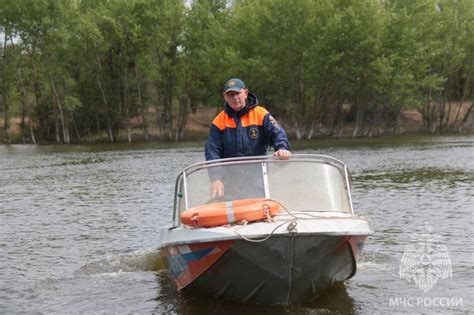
[1,0,472,142]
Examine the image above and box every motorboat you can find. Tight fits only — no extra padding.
[158,154,372,304]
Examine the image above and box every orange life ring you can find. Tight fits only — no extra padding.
[180,198,281,228]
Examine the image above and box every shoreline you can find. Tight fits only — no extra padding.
[1,105,473,145]
[1,131,473,146]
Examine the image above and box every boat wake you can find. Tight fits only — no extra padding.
[356,251,396,271]
[77,249,165,275]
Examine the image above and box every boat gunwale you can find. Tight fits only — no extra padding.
[159,214,373,248]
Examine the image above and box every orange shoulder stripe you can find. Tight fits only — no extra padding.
[241,106,269,127]
[212,111,236,130]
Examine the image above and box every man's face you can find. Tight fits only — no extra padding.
[223,89,248,112]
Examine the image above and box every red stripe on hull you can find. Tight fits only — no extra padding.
[161,241,234,289]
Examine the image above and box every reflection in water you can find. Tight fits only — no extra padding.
[355,167,473,187]
[155,280,354,315]
[0,135,472,313]
[307,283,354,314]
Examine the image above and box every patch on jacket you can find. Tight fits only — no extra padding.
[249,128,259,139]
[269,115,281,131]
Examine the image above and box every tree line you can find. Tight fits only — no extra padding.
[1,0,473,144]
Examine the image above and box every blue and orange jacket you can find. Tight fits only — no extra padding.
[205,92,290,161]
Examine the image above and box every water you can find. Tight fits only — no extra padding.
[0,136,472,314]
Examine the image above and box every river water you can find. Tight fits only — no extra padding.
[1,135,472,314]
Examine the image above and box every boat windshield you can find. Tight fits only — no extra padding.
[175,155,353,218]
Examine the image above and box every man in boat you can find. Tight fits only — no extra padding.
[205,78,291,198]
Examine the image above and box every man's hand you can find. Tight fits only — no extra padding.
[210,179,224,197]
[274,149,291,160]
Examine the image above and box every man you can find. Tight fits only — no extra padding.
[205,78,291,198]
